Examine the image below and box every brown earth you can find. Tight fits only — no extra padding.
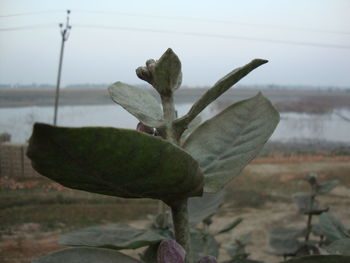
[1,157,350,263]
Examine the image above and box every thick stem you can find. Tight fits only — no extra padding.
[171,199,192,263]
[161,94,178,143]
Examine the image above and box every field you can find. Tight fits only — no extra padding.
[1,155,350,263]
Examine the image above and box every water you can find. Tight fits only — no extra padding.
[0,104,349,143]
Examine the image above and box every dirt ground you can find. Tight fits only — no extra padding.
[1,157,350,263]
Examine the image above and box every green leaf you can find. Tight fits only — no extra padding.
[27,123,204,202]
[281,255,350,263]
[108,82,164,128]
[293,193,326,215]
[180,116,202,145]
[59,225,165,250]
[188,191,225,225]
[191,229,219,262]
[183,93,279,192]
[215,217,243,235]
[32,247,141,263]
[153,48,182,95]
[269,227,305,255]
[174,59,268,133]
[318,213,349,242]
[316,180,339,195]
[325,238,350,255]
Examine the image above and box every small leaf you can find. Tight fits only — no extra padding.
[27,123,204,202]
[325,238,350,255]
[191,229,219,262]
[174,59,268,133]
[269,227,305,255]
[188,191,225,225]
[32,247,141,263]
[59,225,165,250]
[316,180,339,195]
[108,82,164,128]
[318,212,349,242]
[157,239,186,263]
[293,193,326,215]
[281,255,350,263]
[183,93,279,192]
[153,48,182,95]
[215,217,243,235]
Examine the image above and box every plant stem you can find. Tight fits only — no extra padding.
[161,92,192,262]
[171,199,192,263]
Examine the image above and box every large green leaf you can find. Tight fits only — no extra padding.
[183,93,279,192]
[153,48,182,95]
[325,238,350,255]
[108,82,164,128]
[174,59,268,133]
[317,213,349,242]
[281,255,350,263]
[27,123,203,202]
[187,191,225,225]
[59,225,165,250]
[32,247,141,263]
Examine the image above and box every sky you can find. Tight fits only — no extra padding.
[0,0,349,88]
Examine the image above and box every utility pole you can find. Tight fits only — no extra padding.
[53,10,71,126]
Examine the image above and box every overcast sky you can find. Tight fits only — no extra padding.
[0,0,349,87]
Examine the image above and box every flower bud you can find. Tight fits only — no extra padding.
[157,239,186,263]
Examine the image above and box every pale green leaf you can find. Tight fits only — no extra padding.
[188,191,225,225]
[325,238,350,255]
[108,82,164,128]
[153,48,182,95]
[191,229,219,262]
[183,93,279,192]
[59,225,165,250]
[27,123,203,203]
[32,247,141,263]
[174,59,268,133]
[318,213,349,242]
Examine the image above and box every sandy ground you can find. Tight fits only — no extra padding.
[1,160,350,263]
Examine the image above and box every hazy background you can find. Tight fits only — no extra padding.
[1,0,349,88]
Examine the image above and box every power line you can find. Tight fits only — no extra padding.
[75,24,350,50]
[0,10,63,18]
[73,9,350,36]
[0,24,56,31]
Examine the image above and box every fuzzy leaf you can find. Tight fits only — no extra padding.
[318,213,349,242]
[316,180,339,195]
[32,247,141,263]
[27,123,203,202]
[59,225,165,250]
[215,217,243,235]
[282,255,350,263]
[191,229,219,262]
[153,48,182,95]
[108,82,164,128]
[269,227,305,255]
[188,191,225,225]
[325,238,350,255]
[174,59,268,132]
[293,193,325,215]
[183,93,279,192]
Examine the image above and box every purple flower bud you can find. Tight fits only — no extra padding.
[136,122,155,135]
[157,239,186,263]
[197,256,218,263]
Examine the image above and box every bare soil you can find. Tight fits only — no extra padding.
[1,157,350,263]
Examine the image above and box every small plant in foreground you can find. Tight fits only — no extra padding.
[269,173,350,260]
